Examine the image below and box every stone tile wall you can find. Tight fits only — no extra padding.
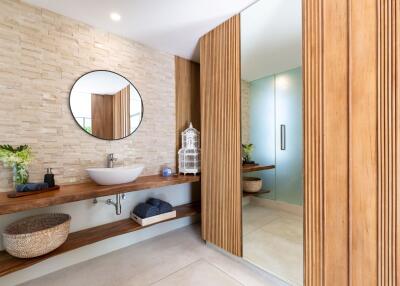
[0,0,176,190]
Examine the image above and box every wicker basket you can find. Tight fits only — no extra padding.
[243,177,262,193]
[3,213,71,258]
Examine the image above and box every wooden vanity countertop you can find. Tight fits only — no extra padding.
[0,174,200,215]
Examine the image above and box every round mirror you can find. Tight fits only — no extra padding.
[69,70,143,140]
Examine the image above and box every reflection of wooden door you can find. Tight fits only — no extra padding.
[91,94,113,139]
[91,86,130,140]
[113,85,130,139]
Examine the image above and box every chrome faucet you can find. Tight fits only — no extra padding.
[107,153,117,168]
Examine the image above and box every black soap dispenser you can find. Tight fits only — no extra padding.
[44,168,55,188]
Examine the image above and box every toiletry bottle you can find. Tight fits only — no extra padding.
[44,168,55,188]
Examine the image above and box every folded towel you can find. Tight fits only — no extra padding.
[16,183,49,193]
[133,203,160,218]
[146,198,161,207]
[158,201,173,214]
[147,198,173,214]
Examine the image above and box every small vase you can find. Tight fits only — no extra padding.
[13,163,29,186]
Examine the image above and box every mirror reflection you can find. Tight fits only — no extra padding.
[69,70,143,140]
[241,0,303,284]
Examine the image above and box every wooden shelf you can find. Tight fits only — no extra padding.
[243,190,271,197]
[0,203,200,277]
[0,175,200,215]
[242,164,275,173]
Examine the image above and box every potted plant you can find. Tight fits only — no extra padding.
[0,145,32,185]
[242,143,255,165]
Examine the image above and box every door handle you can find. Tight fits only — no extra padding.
[280,124,286,150]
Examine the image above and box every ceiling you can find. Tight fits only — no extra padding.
[72,71,131,95]
[241,0,302,81]
[24,0,257,62]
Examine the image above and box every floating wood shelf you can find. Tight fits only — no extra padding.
[242,164,275,173]
[0,203,200,277]
[0,175,200,215]
[243,190,271,197]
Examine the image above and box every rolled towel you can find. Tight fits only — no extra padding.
[133,203,160,218]
[16,183,49,193]
[146,198,173,214]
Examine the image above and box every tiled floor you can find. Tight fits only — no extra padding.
[243,204,303,286]
[20,225,288,286]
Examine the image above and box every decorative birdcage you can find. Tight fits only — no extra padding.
[178,122,200,175]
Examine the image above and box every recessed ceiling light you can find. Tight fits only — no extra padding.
[110,12,121,22]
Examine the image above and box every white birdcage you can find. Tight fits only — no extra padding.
[178,122,200,175]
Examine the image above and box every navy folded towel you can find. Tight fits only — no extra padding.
[16,183,49,193]
[147,198,173,214]
[133,203,160,218]
[146,198,161,207]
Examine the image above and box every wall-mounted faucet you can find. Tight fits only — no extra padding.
[106,193,126,215]
[107,153,117,168]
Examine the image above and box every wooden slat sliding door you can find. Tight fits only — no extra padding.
[200,15,242,256]
[350,0,400,285]
[304,0,399,285]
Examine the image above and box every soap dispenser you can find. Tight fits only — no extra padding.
[44,168,55,188]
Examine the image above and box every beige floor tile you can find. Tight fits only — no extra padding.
[261,216,303,244]
[242,205,281,235]
[151,259,241,286]
[20,225,286,286]
[243,204,303,286]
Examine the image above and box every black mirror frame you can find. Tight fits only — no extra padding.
[69,70,144,141]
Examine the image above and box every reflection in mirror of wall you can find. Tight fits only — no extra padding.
[241,0,303,285]
[69,70,143,140]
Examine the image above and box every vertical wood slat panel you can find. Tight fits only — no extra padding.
[303,0,398,284]
[378,0,399,285]
[200,15,242,256]
[349,0,378,285]
[303,0,324,283]
[322,0,350,285]
[397,2,400,285]
[303,0,350,285]
[175,56,200,169]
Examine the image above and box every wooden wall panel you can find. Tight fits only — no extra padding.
[200,15,242,256]
[322,0,350,285]
[377,0,399,285]
[303,0,349,284]
[303,0,324,283]
[349,0,378,285]
[175,56,200,167]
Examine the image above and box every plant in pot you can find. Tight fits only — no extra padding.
[0,145,32,186]
[242,143,255,165]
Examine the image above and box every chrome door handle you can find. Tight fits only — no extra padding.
[280,124,286,150]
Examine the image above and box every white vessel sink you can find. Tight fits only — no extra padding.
[86,165,144,185]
